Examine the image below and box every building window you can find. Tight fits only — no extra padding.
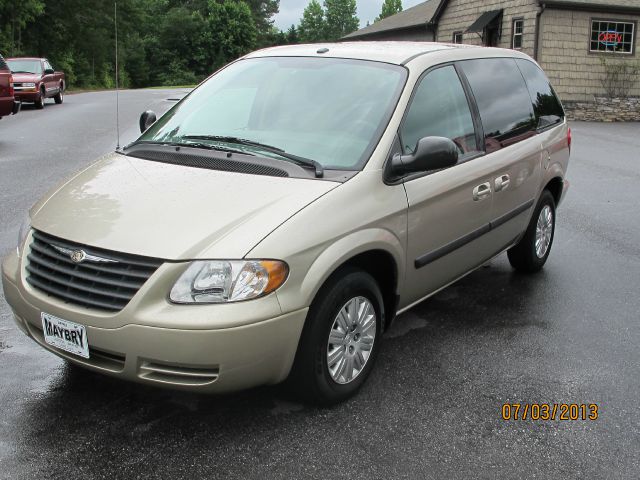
[590,19,635,54]
[512,18,523,49]
[453,31,463,44]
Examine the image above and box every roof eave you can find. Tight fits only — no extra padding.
[539,0,640,15]
[344,22,436,40]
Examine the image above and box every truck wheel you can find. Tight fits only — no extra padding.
[507,190,556,273]
[54,83,64,104]
[286,267,384,405]
[35,88,45,109]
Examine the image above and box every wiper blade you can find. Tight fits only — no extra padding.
[125,140,252,156]
[182,135,324,178]
[11,70,35,74]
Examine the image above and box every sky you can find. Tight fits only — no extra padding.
[274,0,426,31]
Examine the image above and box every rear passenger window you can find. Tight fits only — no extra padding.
[400,65,478,157]
[515,58,565,130]
[459,58,536,153]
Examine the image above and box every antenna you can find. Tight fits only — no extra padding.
[115,1,120,150]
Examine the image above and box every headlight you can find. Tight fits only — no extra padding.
[22,82,36,87]
[169,260,288,304]
[16,216,31,257]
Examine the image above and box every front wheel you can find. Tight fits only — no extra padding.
[35,89,45,109]
[507,190,556,273]
[286,267,384,405]
[54,85,64,104]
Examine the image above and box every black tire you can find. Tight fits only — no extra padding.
[35,89,45,109]
[507,190,556,273]
[286,267,384,405]
[54,84,64,104]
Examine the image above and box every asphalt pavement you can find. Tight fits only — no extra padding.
[1,91,639,479]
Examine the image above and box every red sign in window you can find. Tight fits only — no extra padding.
[598,31,622,46]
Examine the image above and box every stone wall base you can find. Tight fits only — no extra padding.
[563,97,640,122]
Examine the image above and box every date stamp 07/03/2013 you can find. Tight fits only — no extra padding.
[501,403,599,421]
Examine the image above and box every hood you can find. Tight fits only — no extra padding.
[31,152,339,260]
[11,73,41,82]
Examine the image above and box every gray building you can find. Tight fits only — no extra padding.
[343,1,439,41]
[345,0,640,106]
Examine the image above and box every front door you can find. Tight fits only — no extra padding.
[400,64,498,308]
[42,59,56,96]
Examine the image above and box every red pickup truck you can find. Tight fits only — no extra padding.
[0,53,21,119]
[6,57,65,109]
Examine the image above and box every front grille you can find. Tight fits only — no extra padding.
[26,230,163,312]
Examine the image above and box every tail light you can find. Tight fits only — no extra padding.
[567,127,572,151]
[8,74,14,96]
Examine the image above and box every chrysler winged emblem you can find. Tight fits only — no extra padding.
[69,249,86,264]
[51,245,119,264]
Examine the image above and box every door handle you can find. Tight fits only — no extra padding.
[472,182,492,201]
[494,174,510,192]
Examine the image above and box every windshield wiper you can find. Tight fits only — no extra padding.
[182,135,324,178]
[125,139,252,156]
[11,70,36,74]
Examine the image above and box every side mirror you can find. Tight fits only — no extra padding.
[139,110,157,133]
[391,136,459,175]
[44,68,54,75]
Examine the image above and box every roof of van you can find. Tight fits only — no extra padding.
[244,42,477,66]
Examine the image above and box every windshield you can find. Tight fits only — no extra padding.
[7,59,42,74]
[138,57,407,170]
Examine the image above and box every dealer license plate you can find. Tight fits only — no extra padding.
[41,312,90,359]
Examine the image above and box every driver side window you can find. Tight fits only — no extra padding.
[400,65,478,157]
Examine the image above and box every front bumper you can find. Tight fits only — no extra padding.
[2,249,307,393]
[14,91,39,102]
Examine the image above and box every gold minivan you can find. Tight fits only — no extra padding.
[2,42,570,404]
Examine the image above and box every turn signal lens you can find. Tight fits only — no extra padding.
[262,260,289,294]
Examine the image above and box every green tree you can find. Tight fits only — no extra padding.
[0,0,45,55]
[298,0,326,43]
[0,0,263,88]
[208,0,257,69]
[324,0,358,41]
[244,0,280,46]
[376,0,402,21]
[286,24,299,44]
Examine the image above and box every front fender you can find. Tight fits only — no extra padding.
[275,228,405,314]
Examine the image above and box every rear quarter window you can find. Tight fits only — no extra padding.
[459,58,536,153]
[515,59,565,130]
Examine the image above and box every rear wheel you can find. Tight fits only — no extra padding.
[35,88,45,109]
[507,190,556,273]
[286,267,384,405]
[54,84,64,104]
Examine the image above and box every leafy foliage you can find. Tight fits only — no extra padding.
[323,0,358,41]
[0,0,368,88]
[376,0,402,22]
[298,0,359,43]
[298,0,326,43]
[598,56,640,98]
[0,0,278,88]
